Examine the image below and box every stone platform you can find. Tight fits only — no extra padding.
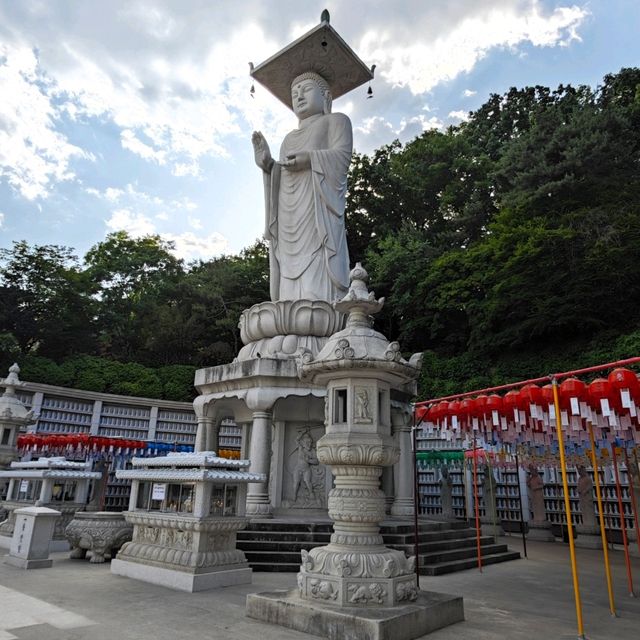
[247,588,464,640]
[111,558,251,592]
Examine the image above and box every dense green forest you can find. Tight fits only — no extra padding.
[2,68,640,402]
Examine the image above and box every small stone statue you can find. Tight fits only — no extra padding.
[482,465,497,517]
[439,466,454,520]
[576,465,596,529]
[292,429,319,502]
[527,465,546,524]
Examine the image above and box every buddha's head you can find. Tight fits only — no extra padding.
[291,72,332,119]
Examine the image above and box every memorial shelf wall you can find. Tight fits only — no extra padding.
[416,429,637,544]
[0,380,242,510]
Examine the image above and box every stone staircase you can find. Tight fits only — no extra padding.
[237,518,520,575]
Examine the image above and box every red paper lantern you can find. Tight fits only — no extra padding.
[519,384,542,408]
[474,395,488,418]
[559,378,587,412]
[459,398,476,420]
[539,384,555,409]
[486,394,503,415]
[588,378,612,412]
[448,400,461,421]
[414,405,429,424]
[608,367,639,392]
[502,390,520,415]
[608,368,639,412]
[430,401,448,423]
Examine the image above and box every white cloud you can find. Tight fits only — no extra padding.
[188,216,203,230]
[0,1,589,211]
[103,208,227,260]
[448,110,470,121]
[0,212,4,228]
[120,130,166,164]
[359,2,588,94]
[162,231,230,261]
[463,89,477,97]
[106,208,155,236]
[0,43,90,200]
[156,211,169,221]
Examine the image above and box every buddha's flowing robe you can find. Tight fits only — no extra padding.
[263,112,351,302]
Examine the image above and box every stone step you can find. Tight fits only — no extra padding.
[239,534,495,555]
[246,521,334,533]
[419,543,510,565]
[239,540,329,552]
[388,535,496,555]
[243,550,310,564]
[237,531,332,543]
[379,520,469,534]
[420,551,522,576]
[382,528,478,544]
[248,561,300,573]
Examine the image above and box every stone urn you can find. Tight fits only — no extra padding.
[65,511,133,563]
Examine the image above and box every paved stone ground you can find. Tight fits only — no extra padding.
[0,535,638,639]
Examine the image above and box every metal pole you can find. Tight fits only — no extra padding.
[472,433,483,572]
[611,445,635,597]
[514,449,528,559]
[412,411,420,588]
[587,423,616,616]
[552,379,585,639]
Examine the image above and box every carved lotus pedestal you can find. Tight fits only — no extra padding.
[237,300,343,361]
[65,512,132,563]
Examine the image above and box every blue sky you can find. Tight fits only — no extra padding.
[1,0,638,263]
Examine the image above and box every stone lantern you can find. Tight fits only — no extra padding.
[247,265,464,639]
[0,364,37,471]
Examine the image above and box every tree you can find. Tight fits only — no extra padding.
[84,232,184,362]
[0,241,96,359]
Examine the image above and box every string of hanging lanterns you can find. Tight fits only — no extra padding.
[16,433,194,456]
[415,366,640,446]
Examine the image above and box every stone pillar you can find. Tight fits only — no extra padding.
[75,479,90,505]
[147,406,159,441]
[206,420,220,453]
[245,411,273,518]
[39,479,53,504]
[391,410,414,517]
[89,400,102,436]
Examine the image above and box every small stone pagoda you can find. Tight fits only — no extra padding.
[111,452,265,592]
[247,265,464,639]
[0,364,37,472]
[0,457,100,549]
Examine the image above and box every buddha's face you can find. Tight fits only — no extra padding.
[291,78,325,119]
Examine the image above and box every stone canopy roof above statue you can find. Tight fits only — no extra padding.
[250,9,374,109]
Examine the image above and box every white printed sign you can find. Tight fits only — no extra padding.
[19,480,29,493]
[152,483,167,501]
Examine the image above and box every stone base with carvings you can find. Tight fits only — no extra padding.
[247,588,464,640]
[111,512,252,592]
[65,511,132,563]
